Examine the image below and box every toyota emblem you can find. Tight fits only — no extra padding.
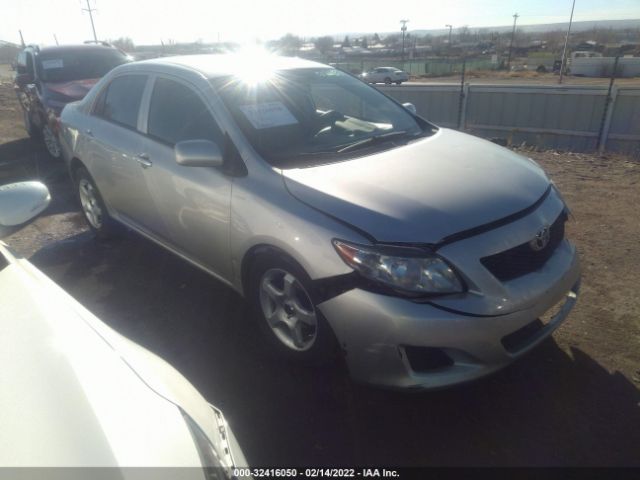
[529,225,551,251]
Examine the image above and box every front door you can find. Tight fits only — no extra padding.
[140,76,233,280]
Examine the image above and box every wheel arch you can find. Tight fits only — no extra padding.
[69,157,87,182]
[240,243,307,298]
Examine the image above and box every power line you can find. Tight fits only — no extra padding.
[506,13,519,70]
[82,0,98,42]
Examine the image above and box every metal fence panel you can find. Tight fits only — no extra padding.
[379,84,640,156]
[379,85,460,128]
[607,88,640,155]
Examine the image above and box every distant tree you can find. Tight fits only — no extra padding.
[384,33,401,48]
[314,36,334,57]
[361,36,369,49]
[458,25,470,42]
[279,33,302,55]
[342,35,351,47]
[110,37,135,51]
[419,34,432,46]
[372,33,381,44]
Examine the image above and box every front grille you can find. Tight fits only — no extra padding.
[481,211,567,282]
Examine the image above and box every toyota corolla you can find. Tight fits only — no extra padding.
[59,54,580,389]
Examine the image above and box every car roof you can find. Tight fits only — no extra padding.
[134,53,330,78]
[33,44,121,55]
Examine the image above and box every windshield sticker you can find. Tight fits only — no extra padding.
[239,102,298,129]
[42,59,64,69]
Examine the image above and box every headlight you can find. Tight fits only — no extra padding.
[181,409,234,477]
[333,240,464,295]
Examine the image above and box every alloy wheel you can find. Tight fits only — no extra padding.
[42,125,61,158]
[259,268,318,352]
[78,178,103,229]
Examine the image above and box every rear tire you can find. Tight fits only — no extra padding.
[384,77,392,84]
[74,166,118,239]
[248,253,339,365]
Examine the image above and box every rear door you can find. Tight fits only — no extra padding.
[372,68,386,83]
[85,74,163,234]
[139,75,233,280]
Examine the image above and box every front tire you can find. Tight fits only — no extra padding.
[249,254,339,365]
[23,111,37,138]
[74,166,117,238]
[384,77,392,84]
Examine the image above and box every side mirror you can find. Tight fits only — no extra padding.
[175,140,224,168]
[0,182,50,238]
[403,102,417,115]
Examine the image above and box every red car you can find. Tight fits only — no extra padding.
[14,43,130,158]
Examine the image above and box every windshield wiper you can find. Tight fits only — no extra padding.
[336,130,419,153]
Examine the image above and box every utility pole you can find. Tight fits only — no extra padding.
[18,30,25,47]
[82,0,98,42]
[446,24,453,51]
[446,24,453,73]
[506,13,519,70]
[559,0,576,84]
[400,19,409,62]
[53,34,59,45]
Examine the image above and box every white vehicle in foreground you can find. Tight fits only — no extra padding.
[0,182,247,477]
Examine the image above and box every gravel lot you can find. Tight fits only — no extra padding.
[1,81,639,467]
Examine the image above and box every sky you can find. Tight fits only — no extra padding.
[1,0,639,46]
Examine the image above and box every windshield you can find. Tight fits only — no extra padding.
[37,49,129,83]
[213,68,431,167]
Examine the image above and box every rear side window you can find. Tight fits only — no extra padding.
[96,75,147,129]
[25,52,35,78]
[147,78,223,146]
[16,52,27,74]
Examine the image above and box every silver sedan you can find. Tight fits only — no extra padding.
[59,54,580,389]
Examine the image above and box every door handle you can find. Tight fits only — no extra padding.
[135,153,152,168]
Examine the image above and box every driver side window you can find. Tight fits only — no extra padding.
[147,78,223,146]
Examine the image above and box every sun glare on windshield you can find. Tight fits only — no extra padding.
[233,45,278,86]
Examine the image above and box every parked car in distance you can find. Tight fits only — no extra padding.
[59,54,580,390]
[359,67,409,84]
[14,43,130,158]
[0,181,248,474]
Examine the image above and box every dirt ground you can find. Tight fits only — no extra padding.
[0,81,639,467]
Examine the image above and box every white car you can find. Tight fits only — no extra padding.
[360,67,409,84]
[0,182,248,475]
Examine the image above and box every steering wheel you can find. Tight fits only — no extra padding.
[316,110,346,128]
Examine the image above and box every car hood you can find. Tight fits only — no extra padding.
[45,78,99,101]
[282,128,550,244]
[0,243,245,468]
